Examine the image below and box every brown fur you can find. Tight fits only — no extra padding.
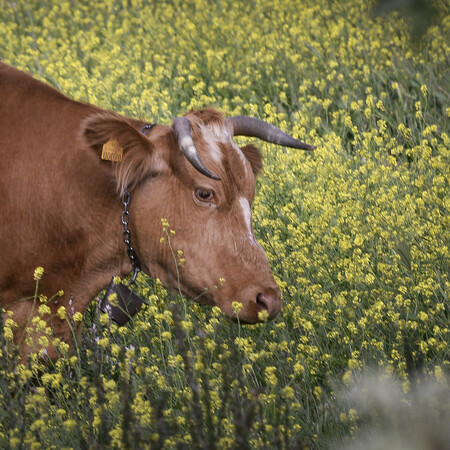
[0,63,281,358]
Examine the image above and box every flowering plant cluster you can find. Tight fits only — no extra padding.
[1,0,449,447]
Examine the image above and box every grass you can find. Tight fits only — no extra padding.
[1,0,449,448]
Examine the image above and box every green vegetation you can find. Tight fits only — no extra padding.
[1,0,449,447]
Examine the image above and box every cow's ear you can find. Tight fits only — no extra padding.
[240,144,263,176]
[81,112,166,193]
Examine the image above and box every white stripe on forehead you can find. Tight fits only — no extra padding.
[199,122,251,176]
[239,197,257,245]
[199,123,231,163]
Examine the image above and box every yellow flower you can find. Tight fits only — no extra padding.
[38,336,49,348]
[97,337,110,348]
[63,419,77,431]
[313,386,322,400]
[57,341,69,355]
[38,304,51,316]
[348,409,358,421]
[107,292,119,307]
[293,362,305,375]
[161,331,172,341]
[33,266,44,281]
[72,312,83,322]
[231,301,243,314]
[10,438,21,448]
[57,306,67,320]
[99,312,110,326]
[265,366,278,387]
[282,386,294,399]
[342,370,353,385]
[365,273,375,285]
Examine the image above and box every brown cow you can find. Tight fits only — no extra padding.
[0,62,314,357]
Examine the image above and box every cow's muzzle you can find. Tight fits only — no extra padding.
[227,285,282,323]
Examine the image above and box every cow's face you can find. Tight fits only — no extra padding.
[83,108,313,322]
[132,110,281,322]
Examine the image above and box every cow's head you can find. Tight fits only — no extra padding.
[82,109,314,323]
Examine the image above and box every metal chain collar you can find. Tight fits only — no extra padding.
[121,187,140,284]
[120,123,155,285]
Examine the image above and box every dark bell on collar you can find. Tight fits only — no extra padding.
[99,277,147,326]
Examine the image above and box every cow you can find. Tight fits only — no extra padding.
[0,62,315,357]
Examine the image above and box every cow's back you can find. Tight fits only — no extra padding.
[0,63,116,305]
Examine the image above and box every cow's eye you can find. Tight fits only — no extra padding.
[195,189,215,203]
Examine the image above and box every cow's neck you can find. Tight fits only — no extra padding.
[83,124,157,316]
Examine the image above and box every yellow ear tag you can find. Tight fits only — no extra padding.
[101,137,123,162]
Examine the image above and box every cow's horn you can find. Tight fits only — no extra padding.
[227,116,316,150]
[173,117,220,180]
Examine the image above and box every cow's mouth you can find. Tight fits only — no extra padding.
[154,268,280,323]
[164,274,215,306]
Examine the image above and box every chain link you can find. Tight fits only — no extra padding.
[121,187,140,284]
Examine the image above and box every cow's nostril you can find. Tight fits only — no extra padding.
[256,292,270,311]
[256,290,282,320]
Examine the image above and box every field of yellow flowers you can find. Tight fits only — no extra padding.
[1,0,449,448]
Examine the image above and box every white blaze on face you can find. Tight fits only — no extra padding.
[200,122,250,176]
[199,123,229,163]
[239,197,258,245]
